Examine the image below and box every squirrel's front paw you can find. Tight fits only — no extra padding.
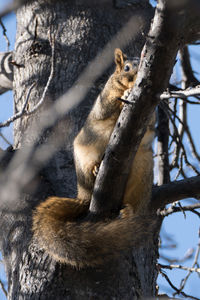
[92,164,100,177]
[122,88,132,100]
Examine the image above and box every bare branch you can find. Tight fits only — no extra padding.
[0,19,10,51]
[0,278,7,297]
[0,132,12,146]
[159,268,200,300]
[151,175,200,210]
[159,203,200,217]
[0,83,35,128]
[161,101,200,176]
[0,35,55,128]
[160,86,200,100]
[164,101,200,163]
[159,263,200,274]
[180,46,199,87]
[177,234,200,294]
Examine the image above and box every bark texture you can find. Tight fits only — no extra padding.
[0,1,159,299]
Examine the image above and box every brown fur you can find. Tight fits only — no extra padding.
[32,49,155,268]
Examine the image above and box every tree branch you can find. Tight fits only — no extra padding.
[0,278,7,298]
[159,263,200,274]
[160,86,200,100]
[179,46,199,87]
[151,175,200,210]
[89,0,183,215]
[159,268,200,300]
[0,83,35,128]
[157,104,170,185]
[0,19,10,51]
[159,203,200,217]
[0,35,55,128]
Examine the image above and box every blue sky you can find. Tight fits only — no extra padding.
[0,3,199,299]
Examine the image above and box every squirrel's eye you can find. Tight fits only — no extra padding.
[124,64,130,72]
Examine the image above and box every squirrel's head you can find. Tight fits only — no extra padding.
[114,48,139,89]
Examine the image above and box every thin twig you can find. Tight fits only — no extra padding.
[160,86,200,100]
[26,33,55,116]
[159,203,200,217]
[166,102,200,170]
[0,18,10,51]
[159,269,200,300]
[0,278,7,297]
[0,33,55,128]
[161,102,200,175]
[159,263,200,273]
[0,132,12,146]
[178,235,200,294]
[0,83,36,128]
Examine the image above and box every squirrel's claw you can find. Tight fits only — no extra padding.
[92,164,100,177]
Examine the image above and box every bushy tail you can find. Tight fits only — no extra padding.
[32,196,157,268]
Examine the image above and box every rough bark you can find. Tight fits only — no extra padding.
[0,1,159,299]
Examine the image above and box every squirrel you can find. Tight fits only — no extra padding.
[32,49,155,268]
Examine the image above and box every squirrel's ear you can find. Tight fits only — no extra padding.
[114,48,127,71]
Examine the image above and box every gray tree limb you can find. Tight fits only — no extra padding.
[151,175,200,210]
[90,0,186,214]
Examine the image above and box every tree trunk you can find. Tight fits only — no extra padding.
[0,1,159,299]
